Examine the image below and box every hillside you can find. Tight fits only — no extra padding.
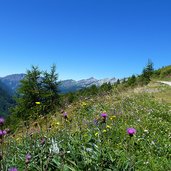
[0,80,14,116]
[3,79,171,170]
[0,74,25,94]
[152,65,171,80]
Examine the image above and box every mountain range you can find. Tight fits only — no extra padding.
[0,74,117,94]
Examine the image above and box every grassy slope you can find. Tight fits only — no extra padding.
[4,82,171,170]
[153,82,171,104]
[152,65,171,81]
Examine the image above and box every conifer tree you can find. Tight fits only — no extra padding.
[139,59,154,85]
[12,65,60,120]
[41,64,60,114]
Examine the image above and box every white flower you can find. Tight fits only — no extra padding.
[151,141,155,145]
[144,130,149,133]
[86,148,93,152]
[49,138,59,154]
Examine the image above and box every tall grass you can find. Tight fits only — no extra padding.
[1,93,171,171]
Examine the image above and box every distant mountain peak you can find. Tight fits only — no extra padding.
[0,74,117,94]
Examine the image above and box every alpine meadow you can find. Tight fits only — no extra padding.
[0,0,171,170]
[0,63,171,170]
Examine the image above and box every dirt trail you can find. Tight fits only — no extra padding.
[158,81,171,86]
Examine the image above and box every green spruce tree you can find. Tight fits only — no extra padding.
[139,59,154,85]
[12,65,60,120]
[41,64,60,114]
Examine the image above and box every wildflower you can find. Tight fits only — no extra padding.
[95,132,99,136]
[56,122,60,125]
[0,130,3,137]
[110,116,116,120]
[63,112,68,119]
[106,125,111,129]
[35,102,41,105]
[82,102,87,106]
[26,153,31,160]
[94,118,99,125]
[0,117,5,126]
[102,129,107,133]
[2,130,7,135]
[101,113,107,123]
[127,128,136,137]
[25,153,31,164]
[49,138,59,154]
[86,148,93,152]
[8,168,18,171]
[144,130,149,133]
[151,141,155,145]
[101,113,107,118]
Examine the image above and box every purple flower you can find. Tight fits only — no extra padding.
[63,112,67,117]
[101,113,107,123]
[3,130,7,135]
[0,117,5,126]
[94,118,98,125]
[26,153,31,160]
[25,153,31,164]
[101,113,107,118]
[8,168,18,171]
[127,128,136,136]
[63,112,68,119]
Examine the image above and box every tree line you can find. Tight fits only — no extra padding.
[6,60,171,125]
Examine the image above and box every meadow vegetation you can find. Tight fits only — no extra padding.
[0,62,171,170]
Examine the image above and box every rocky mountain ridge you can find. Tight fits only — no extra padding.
[0,74,117,93]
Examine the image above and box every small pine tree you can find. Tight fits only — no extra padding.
[140,59,154,85]
[127,74,136,86]
[12,65,60,120]
[13,66,42,119]
[41,65,60,114]
[116,79,120,84]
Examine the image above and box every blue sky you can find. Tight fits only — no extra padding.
[0,0,171,80]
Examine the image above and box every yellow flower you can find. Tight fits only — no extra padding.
[110,116,116,120]
[106,125,111,129]
[81,102,87,106]
[35,102,41,105]
[102,129,107,133]
[95,132,99,136]
[52,121,60,126]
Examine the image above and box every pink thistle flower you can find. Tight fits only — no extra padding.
[2,130,7,135]
[101,113,107,123]
[127,128,136,137]
[0,117,5,126]
[101,113,107,118]
[8,168,18,171]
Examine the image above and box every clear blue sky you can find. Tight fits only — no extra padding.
[0,0,171,80]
